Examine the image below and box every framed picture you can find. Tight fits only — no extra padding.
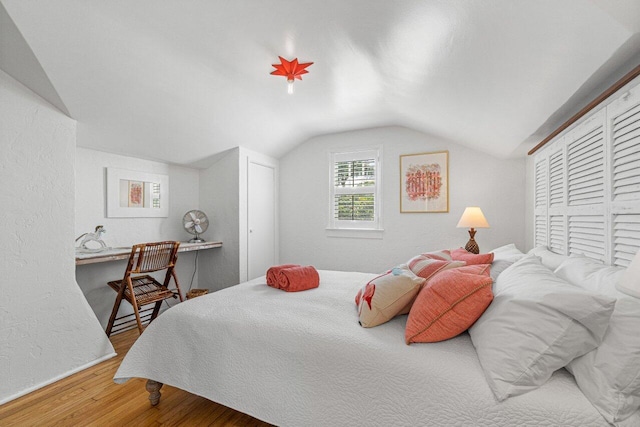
[106,167,169,217]
[400,151,449,213]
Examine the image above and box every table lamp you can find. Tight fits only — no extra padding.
[456,207,490,254]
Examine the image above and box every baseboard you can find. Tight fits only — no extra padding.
[0,352,117,406]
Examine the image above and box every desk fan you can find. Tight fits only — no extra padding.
[183,210,209,243]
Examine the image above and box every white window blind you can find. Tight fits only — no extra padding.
[612,102,640,202]
[329,148,382,230]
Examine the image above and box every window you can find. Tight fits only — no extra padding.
[328,148,382,233]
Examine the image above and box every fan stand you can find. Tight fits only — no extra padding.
[189,234,205,243]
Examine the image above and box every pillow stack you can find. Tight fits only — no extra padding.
[555,255,640,426]
[355,248,497,344]
[468,254,615,401]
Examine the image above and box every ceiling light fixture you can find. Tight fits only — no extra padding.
[271,56,313,94]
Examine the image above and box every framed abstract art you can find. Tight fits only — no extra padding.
[400,151,449,213]
[106,167,169,218]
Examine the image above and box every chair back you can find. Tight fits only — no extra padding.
[127,241,180,274]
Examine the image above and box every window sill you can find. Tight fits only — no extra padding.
[325,228,384,239]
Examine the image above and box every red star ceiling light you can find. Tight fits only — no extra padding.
[271,56,313,94]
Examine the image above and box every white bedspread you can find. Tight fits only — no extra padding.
[114,270,608,426]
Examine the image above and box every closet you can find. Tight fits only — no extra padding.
[532,75,640,266]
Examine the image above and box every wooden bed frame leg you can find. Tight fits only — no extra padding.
[146,379,163,406]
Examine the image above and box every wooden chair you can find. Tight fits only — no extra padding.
[105,241,184,336]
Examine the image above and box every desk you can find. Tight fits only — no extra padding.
[75,241,222,265]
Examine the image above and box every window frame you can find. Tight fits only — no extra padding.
[327,146,383,237]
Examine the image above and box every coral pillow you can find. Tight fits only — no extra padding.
[421,249,452,261]
[356,267,426,328]
[450,248,494,265]
[407,254,465,280]
[453,264,491,277]
[405,269,493,344]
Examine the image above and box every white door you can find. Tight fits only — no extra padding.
[248,161,276,280]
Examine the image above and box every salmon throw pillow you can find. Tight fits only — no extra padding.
[356,267,426,328]
[407,254,466,280]
[405,269,493,344]
[450,248,495,265]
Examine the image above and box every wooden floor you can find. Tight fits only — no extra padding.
[0,329,272,426]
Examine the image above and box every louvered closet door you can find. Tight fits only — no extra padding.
[534,158,548,247]
[608,85,640,265]
[565,111,607,261]
[549,215,565,253]
[613,214,640,267]
[535,215,547,247]
[567,122,605,207]
[611,102,640,202]
[568,215,605,261]
[532,76,640,265]
[548,150,564,208]
[547,148,566,254]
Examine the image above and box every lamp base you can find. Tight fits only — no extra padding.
[464,239,480,254]
[464,228,480,254]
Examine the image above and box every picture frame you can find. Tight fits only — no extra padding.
[106,167,169,217]
[400,151,449,213]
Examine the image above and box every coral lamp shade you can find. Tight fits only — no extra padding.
[457,207,490,229]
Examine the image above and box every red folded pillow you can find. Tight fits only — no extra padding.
[450,248,495,265]
[276,265,320,292]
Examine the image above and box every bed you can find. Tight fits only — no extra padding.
[114,262,633,427]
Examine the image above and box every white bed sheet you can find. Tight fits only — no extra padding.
[114,270,608,426]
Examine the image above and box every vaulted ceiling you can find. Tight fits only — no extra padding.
[2,1,640,167]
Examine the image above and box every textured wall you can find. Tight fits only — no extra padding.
[0,70,114,404]
[279,126,527,273]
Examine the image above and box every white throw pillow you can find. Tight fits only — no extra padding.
[490,243,525,262]
[469,254,616,401]
[527,245,568,270]
[555,256,640,425]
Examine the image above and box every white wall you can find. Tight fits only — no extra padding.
[74,147,203,327]
[0,69,114,404]
[75,147,201,247]
[280,126,526,273]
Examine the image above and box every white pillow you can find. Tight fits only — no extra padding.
[469,254,615,401]
[555,256,640,425]
[527,245,569,270]
[616,251,640,298]
[489,259,513,282]
[554,254,624,294]
[490,243,525,262]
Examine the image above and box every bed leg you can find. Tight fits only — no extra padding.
[146,379,163,406]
